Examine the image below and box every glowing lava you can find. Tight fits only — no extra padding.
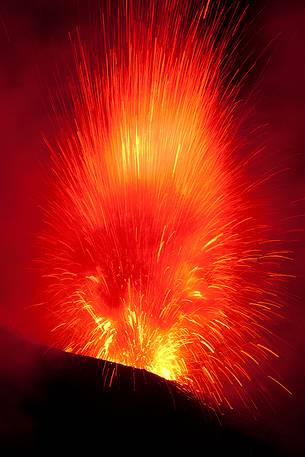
[40,0,290,410]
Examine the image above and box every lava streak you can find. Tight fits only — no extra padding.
[40,0,290,410]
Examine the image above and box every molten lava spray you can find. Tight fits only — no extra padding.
[40,0,291,411]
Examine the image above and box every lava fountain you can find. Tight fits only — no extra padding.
[39,0,291,411]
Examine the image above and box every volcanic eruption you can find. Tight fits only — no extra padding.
[39,0,291,411]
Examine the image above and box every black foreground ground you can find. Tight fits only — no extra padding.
[0,327,282,455]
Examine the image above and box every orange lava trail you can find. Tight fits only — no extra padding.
[40,0,290,411]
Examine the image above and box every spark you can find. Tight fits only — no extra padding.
[268,376,293,396]
[39,0,291,411]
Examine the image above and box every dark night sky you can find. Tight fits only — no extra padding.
[0,1,304,454]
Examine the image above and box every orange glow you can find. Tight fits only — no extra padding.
[40,1,290,410]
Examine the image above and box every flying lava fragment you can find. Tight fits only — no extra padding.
[39,0,291,411]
